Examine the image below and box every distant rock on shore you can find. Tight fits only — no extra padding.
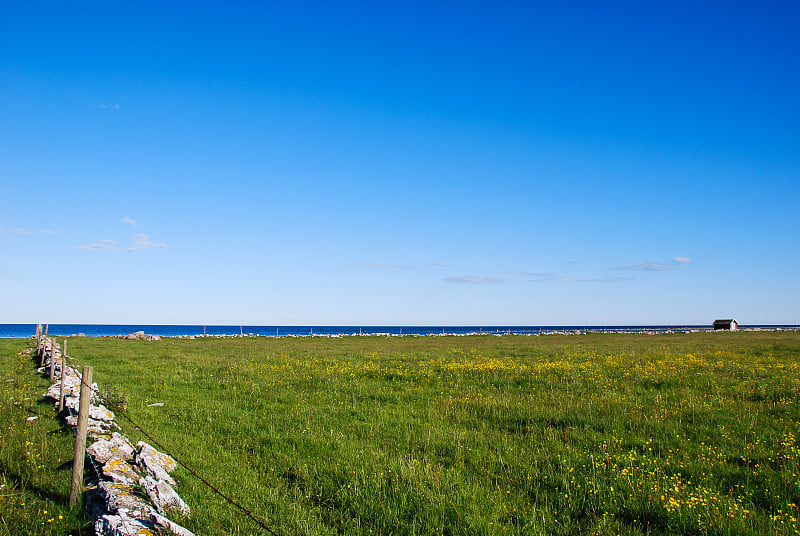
[120,331,161,341]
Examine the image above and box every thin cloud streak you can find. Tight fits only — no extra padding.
[1,228,56,237]
[673,256,692,263]
[614,263,675,272]
[529,276,635,283]
[444,275,501,285]
[76,234,166,252]
[128,233,167,252]
[75,242,119,251]
[506,270,555,278]
[9,227,36,236]
[347,263,415,270]
[121,216,137,226]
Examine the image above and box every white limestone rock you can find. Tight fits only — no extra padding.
[137,442,177,472]
[150,512,196,536]
[88,433,136,464]
[95,514,154,536]
[102,456,141,485]
[139,476,190,516]
[64,395,80,412]
[90,404,115,422]
[136,453,176,486]
[97,481,155,519]
[67,415,116,433]
[136,442,177,485]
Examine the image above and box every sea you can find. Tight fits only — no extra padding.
[1,323,797,338]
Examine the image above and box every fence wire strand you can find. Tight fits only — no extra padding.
[43,338,283,536]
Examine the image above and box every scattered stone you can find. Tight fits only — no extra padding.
[26,416,38,422]
[147,402,165,407]
[125,330,161,341]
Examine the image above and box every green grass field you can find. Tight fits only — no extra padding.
[2,332,799,535]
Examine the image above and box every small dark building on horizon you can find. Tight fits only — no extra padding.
[713,319,738,331]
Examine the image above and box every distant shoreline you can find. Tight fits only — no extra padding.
[2,323,799,339]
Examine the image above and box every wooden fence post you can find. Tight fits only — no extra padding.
[58,340,67,413]
[49,342,56,381]
[69,366,93,508]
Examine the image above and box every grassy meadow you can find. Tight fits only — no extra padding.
[0,338,90,535]
[1,331,799,535]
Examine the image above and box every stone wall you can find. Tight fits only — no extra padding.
[39,336,195,536]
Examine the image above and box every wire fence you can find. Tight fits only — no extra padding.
[40,335,283,536]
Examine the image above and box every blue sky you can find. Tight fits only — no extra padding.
[1,1,798,325]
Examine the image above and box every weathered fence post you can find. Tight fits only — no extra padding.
[49,341,56,381]
[58,340,67,412]
[69,365,93,508]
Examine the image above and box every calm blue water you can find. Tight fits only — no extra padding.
[2,323,796,338]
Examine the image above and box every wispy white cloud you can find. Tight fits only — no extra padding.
[121,216,137,226]
[444,275,501,285]
[77,234,166,252]
[75,242,119,251]
[128,233,167,252]
[615,263,675,272]
[673,256,692,264]
[506,270,555,278]
[10,227,36,236]
[1,227,58,237]
[99,103,121,110]
[530,275,635,283]
[347,263,417,270]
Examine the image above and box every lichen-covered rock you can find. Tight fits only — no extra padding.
[95,514,154,536]
[150,512,195,536]
[139,476,190,516]
[135,442,178,485]
[90,404,115,422]
[98,481,155,519]
[64,395,80,411]
[67,415,117,434]
[102,457,141,485]
[88,433,136,464]
[137,442,177,473]
[136,452,177,486]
